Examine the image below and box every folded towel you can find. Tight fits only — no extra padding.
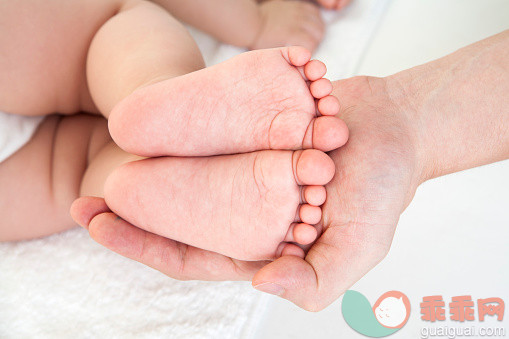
[0,0,390,337]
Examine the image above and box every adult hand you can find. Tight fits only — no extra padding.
[251,30,509,310]
[251,75,421,309]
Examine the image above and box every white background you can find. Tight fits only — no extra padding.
[254,0,509,338]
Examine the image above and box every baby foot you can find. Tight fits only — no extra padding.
[103,149,335,261]
[251,1,325,52]
[314,0,351,10]
[109,46,347,157]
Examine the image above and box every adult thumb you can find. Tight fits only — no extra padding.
[252,224,392,311]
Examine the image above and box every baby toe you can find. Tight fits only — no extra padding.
[293,223,318,245]
[303,186,327,206]
[310,78,333,99]
[304,60,327,81]
[277,243,306,258]
[293,149,335,185]
[310,116,349,152]
[317,95,340,116]
[299,204,322,224]
[283,46,312,67]
[336,0,351,10]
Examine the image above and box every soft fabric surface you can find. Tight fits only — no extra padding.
[0,0,389,337]
[0,111,43,163]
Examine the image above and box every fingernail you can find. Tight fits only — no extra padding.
[253,282,285,296]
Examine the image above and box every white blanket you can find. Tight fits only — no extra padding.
[0,0,390,337]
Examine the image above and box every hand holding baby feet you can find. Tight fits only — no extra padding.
[251,1,325,52]
[109,47,347,157]
[101,149,335,261]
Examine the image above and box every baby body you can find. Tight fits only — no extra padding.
[0,0,349,260]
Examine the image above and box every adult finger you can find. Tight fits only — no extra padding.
[71,197,267,281]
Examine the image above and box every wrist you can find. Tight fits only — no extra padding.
[382,71,433,187]
[386,32,509,185]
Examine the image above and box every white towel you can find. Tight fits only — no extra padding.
[0,112,43,163]
[0,0,390,337]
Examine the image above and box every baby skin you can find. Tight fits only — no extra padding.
[0,0,348,261]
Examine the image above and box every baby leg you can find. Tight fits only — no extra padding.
[0,114,139,241]
[86,0,205,116]
[0,0,122,116]
[0,115,105,240]
[0,0,203,118]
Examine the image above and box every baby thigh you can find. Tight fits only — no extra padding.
[0,114,111,241]
[86,0,205,117]
[0,0,126,116]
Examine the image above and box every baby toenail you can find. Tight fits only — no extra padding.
[253,282,285,296]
